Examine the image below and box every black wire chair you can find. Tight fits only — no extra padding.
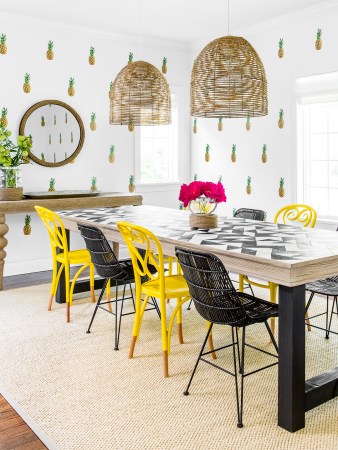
[306,277,338,339]
[233,208,265,221]
[176,246,278,428]
[78,224,160,350]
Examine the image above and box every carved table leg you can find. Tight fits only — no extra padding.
[0,214,9,290]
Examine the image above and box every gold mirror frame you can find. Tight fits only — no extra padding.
[19,99,85,167]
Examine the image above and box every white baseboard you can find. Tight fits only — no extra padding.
[4,257,52,277]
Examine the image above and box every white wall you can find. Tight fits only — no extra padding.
[0,13,191,276]
[190,4,338,227]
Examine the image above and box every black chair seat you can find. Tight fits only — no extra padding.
[239,293,279,324]
[306,276,338,296]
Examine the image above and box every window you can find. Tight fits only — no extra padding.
[297,73,338,219]
[135,92,179,185]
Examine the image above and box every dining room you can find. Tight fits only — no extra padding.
[0,1,337,449]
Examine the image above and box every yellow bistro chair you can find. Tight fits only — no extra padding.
[117,221,191,378]
[35,206,95,322]
[239,204,317,335]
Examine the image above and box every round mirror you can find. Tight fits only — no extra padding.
[19,100,85,167]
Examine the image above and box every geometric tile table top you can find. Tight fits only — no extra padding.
[58,205,338,287]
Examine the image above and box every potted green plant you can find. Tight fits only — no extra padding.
[0,126,32,200]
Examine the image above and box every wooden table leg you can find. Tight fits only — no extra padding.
[278,284,306,432]
[0,214,9,291]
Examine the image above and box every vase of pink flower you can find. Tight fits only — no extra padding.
[179,180,227,229]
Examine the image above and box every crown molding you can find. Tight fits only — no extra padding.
[190,0,338,51]
[0,11,190,52]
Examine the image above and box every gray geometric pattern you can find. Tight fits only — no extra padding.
[58,205,338,263]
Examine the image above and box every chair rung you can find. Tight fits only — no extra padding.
[200,357,236,377]
[201,342,238,356]
[244,343,278,359]
[243,361,278,378]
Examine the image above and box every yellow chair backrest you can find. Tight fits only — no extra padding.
[117,221,165,294]
[274,204,317,228]
[35,206,69,255]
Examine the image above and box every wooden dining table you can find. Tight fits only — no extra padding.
[58,204,338,433]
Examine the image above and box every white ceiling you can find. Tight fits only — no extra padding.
[0,0,333,43]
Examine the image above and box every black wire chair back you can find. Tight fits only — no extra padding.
[78,223,129,281]
[234,208,265,221]
[176,247,249,326]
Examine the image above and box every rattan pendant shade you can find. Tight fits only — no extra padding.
[191,36,268,118]
[109,61,171,126]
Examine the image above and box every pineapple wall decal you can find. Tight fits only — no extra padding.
[128,175,135,192]
[89,46,95,65]
[90,113,96,131]
[46,41,54,60]
[41,116,45,126]
[315,29,322,50]
[278,109,284,129]
[231,144,237,163]
[1,108,8,127]
[128,52,133,64]
[68,77,75,96]
[205,144,210,162]
[41,152,45,161]
[193,118,197,134]
[261,144,267,163]
[59,133,62,144]
[90,176,97,191]
[246,176,252,195]
[109,81,113,99]
[193,173,197,181]
[162,57,167,74]
[48,178,55,192]
[109,145,115,163]
[23,215,32,235]
[218,118,223,131]
[65,112,68,124]
[279,178,285,197]
[246,116,251,131]
[128,118,134,132]
[278,38,284,58]
[23,73,31,93]
[0,34,7,54]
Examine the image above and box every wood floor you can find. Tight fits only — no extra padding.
[0,395,47,449]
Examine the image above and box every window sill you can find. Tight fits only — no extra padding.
[135,182,181,193]
[316,217,338,230]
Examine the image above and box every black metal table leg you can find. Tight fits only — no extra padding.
[278,284,306,432]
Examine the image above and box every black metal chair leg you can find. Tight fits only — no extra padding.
[237,326,245,428]
[151,297,161,319]
[129,282,136,312]
[231,327,242,428]
[235,326,241,373]
[187,298,193,310]
[114,280,119,350]
[184,323,213,396]
[264,320,279,353]
[115,281,127,350]
[325,296,330,339]
[305,291,314,314]
[87,279,108,334]
[327,296,337,339]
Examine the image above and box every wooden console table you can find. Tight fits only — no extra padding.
[0,192,143,290]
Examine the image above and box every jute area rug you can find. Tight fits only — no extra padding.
[0,284,337,450]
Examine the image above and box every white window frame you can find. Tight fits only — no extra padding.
[134,85,183,190]
[297,93,338,221]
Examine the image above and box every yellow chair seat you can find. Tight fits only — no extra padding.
[56,249,91,265]
[142,274,190,298]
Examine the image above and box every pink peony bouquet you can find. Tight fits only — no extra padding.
[179,180,227,208]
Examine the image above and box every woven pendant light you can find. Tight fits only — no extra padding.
[191,35,268,118]
[109,61,171,127]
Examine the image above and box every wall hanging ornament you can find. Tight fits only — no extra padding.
[49,134,51,145]
[231,144,236,162]
[261,144,267,163]
[46,40,54,60]
[128,175,135,192]
[41,115,45,126]
[23,215,31,235]
[128,52,133,64]
[59,133,62,144]
[41,152,45,161]
[279,178,285,197]
[65,112,68,124]
[71,131,73,143]
[89,46,95,65]
[90,113,96,131]
[48,178,55,192]
[162,57,167,74]
[315,29,322,50]
[0,34,7,54]
[246,116,251,131]
[205,144,210,162]
[53,152,56,163]
[109,145,115,163]
[278,38,284,58]
[0,108,8,127]
[109,81,113,99]
[190,1,268,118]
[193,118,197,134]
[90,176,97,191]
[193,173,197,181]
[278,109,284,129]
[218,118,223,131]
[68,77,75,96]
[54,114,56,125]
[23,73,31,93]
[65,152,67,159]
[246,176,252,195]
